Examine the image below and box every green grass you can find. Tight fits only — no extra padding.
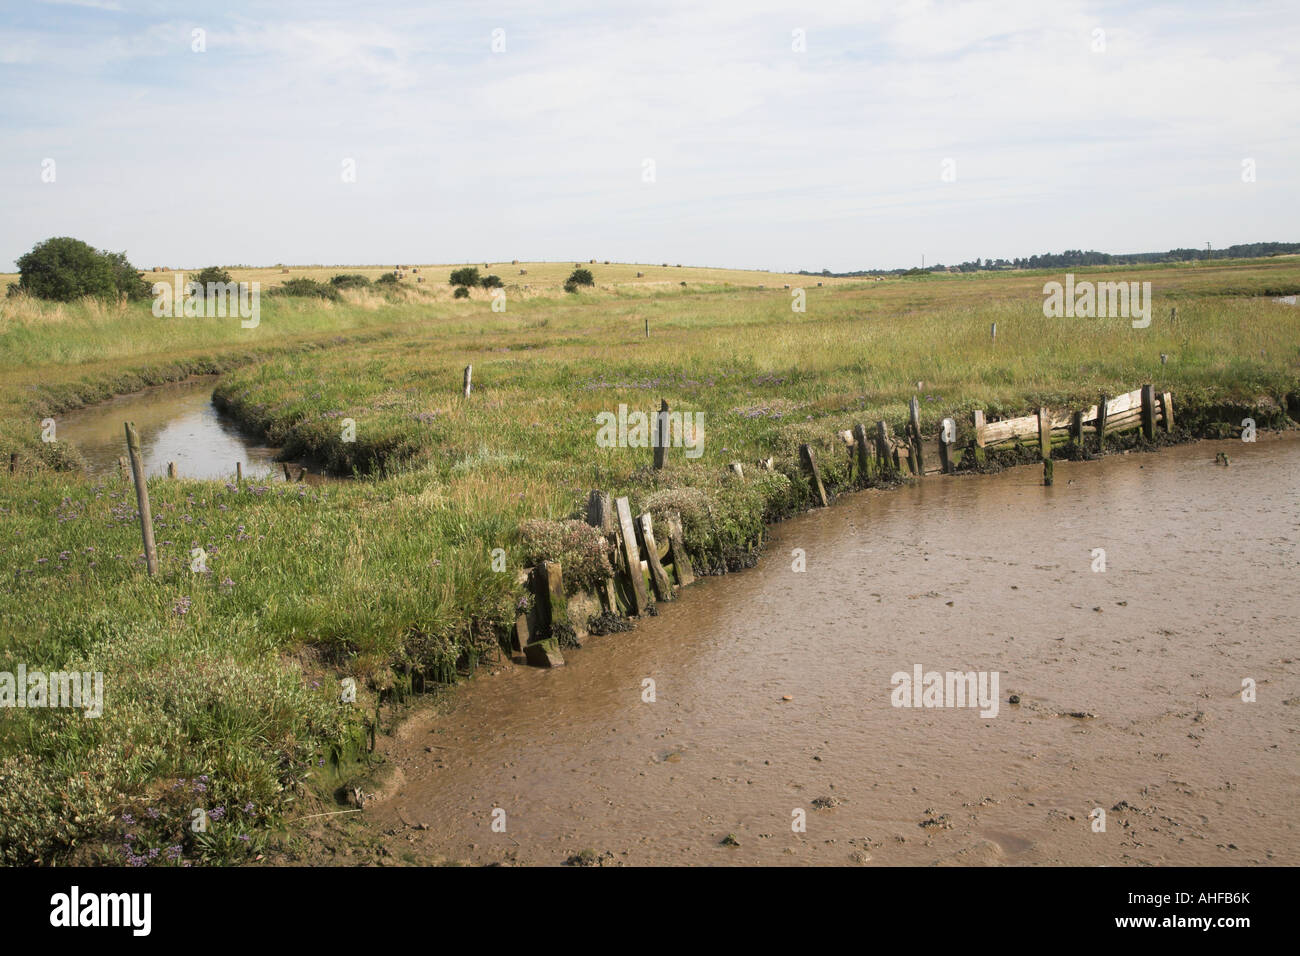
[1,257,1298,865]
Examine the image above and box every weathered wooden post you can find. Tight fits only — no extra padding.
[9,452,17,474]
[645,318,649,338]
[1096,394,1110,454]
[1043,459,1054,486]
[235,461,243,482]
[653,399,669,470]
[614,496,650,615]
[1160,391,1175,432]
[463,364,473,398]
[584,490,619,614]
[167,461,177,479]
[799,444,828,506]
[938,417,956,474]
[665,511,694,587]
[124,422,159,577]
[852,423,874,485]
[282,462,292,481]
[991,322,997,340]
[971,411,987,466]
[1069,410,1084,452]
[876,421,894,477]
[1140,384,1157,440]
[117,456,128,482]
[540,561,573,640]
[908,396,925,474]
[1037,408,1051,460]
[637,513,674,601]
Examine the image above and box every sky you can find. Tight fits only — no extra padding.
[1,0,1297,273]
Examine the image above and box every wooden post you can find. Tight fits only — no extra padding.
[1140,384,1156,440]
[971,411,987,465]
[117,456,127,481]
[614,497,650,615]
[799,444,828,506]
[665,511,694,587]
[637,513,674,601]
[282,462,292,481]
[541,561,573,639]
[728,462,744,477]
[938,418,956,474]
[463,364,473,398]
[852,423,874,485]
[296,467,306,482]
[1069,410,1084,451]
[167,461,177,479]
[1160,391,1175,432]
[1043,459,1054,486]
[124,422,159,577]
[908,396,924,474]
[9,452,17,474]
[235,461,243,483]
[1096,394,1109,454]
[1037,408,1051,460]
[586,490,614,533]
[653,398,669,470]
[990,322,997,340]
[875,421,894,477]
[645,317,649,338]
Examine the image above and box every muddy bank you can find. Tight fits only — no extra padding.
[324,435,1299,866]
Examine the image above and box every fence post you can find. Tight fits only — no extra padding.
[1096,394,1110,454]
[852,423,874,485]
[908,396,925,474]
[124,422,159,577]
[1140,384,1157,440]
[972,411,987,465]
[1037,408,1051,460]
[653,398,669,470]
[614,496,650,615]
[1160,391,1175,432]
[463,364,473,398]
[637,513,674,601]
[799,444,828,506]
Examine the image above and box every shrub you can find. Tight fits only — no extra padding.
[453,286,470,299]
[449,267,481,287]
[563,280,577,293]
[480,274,503,289]
[518,519,613,593]
[567,268,594,288]
[13,237,151,302]
[330,274,371,289]
[194,266,233,287]
[374,273,399,286]
[270,278,340,300]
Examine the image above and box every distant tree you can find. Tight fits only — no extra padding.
[194,266,233,287]
[480,274,503,289]
[449,267,481,287]
[566,267,594,289]
[453,286,471,299]
[14,237,150,302]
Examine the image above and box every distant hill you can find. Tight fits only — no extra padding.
[802,241,1300,278]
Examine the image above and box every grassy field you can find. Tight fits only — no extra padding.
[1,257,1297,865]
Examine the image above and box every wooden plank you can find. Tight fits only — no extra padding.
[614,496,650,614]
[653,398,669,470]
[637,513,674,601]
[853,423,875,484]
[1105,388,1142,417]
[124,422,159,577]
[1161,391,1175,432]
[800,443,829,506]
[665,510,694,587]
[1140,384,1157,440]
[1096,393,1109,453]
[908,396,924,474]
[921,439,943,475]
[1037,407,1051,460]
[979,414,1039,446]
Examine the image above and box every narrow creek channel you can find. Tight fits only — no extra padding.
[56,377,287,480]
[363,435,1299,867]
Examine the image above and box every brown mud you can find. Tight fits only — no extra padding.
[290,435,1299,866]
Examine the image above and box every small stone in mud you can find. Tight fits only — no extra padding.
[919,814,952,831]
[811,796,842,810]
[1009,694,1021,704]
[721,833,741,847]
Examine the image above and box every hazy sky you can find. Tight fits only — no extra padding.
[2,0,1296,272]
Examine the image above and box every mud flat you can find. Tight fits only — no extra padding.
[348,435,1298,866]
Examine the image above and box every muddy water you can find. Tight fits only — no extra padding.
[370,436,1300,866]
[56,377,284,480]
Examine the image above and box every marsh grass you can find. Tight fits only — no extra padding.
[1,256,1297,864]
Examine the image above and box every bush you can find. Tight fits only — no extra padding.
[453,286,471,299]
[13,237,150,302]
[193,266,233,287]
[563,281,577,293]
[269,278,340,300]
[449,267,481,287]
[567,268,594,288]
[480,274,503,289]
[518,519,613,593]
[374,273,399,286]
[330,274,371,289]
